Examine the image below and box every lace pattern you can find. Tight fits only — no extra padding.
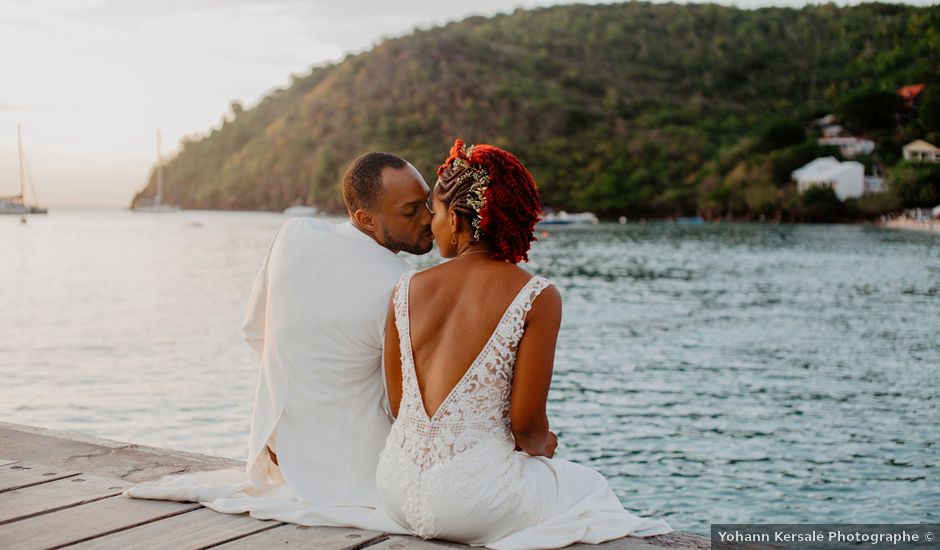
[378,270,551,538]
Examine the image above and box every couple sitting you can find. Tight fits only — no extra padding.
[126,140,671,549]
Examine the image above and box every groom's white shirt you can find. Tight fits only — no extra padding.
[242,217,410,506]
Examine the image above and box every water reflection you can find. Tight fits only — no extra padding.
[1,212,937,533]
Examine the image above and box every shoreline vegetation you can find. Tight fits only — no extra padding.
[131,2,940,225]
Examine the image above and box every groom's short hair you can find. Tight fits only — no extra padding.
[343,152,408,213]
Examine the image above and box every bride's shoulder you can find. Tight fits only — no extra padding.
[508,264,553,288]
[526,273,560,309]
[499,266,560,312]
[528,271,554,288]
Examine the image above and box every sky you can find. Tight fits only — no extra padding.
[1,0,936,208]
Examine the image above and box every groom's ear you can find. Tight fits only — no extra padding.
[353,209,377,232]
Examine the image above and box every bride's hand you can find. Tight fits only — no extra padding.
[514,429,557,457]
[522,430,557,458]
[541,430,558,458]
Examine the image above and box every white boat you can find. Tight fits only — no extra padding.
[133,130,180,213]
[283,205,319,217]
[1,124,47,215]
[538,211,598,225]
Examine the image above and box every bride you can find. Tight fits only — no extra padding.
[376,140,672,549]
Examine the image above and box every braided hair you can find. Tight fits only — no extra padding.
[435,139,541,264]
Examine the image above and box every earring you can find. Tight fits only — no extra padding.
[451,233,457,245]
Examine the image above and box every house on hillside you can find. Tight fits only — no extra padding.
[821,124,843,138]
[792,157,865,200]
[810,114,842,136]
[864,173,885,195]
[903,140,940,163]
[817,136,875,158]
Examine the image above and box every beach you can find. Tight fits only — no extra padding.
[882,218,940,234]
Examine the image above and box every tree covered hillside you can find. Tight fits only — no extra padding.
[132,1,940,220]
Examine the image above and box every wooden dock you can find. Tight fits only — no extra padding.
[0,422,709,550]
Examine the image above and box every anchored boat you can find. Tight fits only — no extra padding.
[132,130,180,212]
[538,211,598,225]
[1,124,47,215]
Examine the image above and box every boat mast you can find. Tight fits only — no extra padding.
[17,123,24,202]
[156,129,164,204]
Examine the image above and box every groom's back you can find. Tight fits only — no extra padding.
[249,217,410,506]
[267,219,402,379]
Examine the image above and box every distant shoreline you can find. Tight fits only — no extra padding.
[19,208,940,235]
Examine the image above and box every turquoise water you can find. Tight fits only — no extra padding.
[1,210,937,533]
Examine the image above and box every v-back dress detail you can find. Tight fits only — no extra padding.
[376,270,672,550]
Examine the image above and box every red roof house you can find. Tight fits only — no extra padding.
[898,83,926,109]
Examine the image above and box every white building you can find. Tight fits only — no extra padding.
[792,157,865,200]
[817,136,875,158]
[821,124,843,138]
[902,140,940,163]
[864,175,884,194]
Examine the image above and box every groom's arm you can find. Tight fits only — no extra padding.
[242,224,285,359]
[241,253,268,359]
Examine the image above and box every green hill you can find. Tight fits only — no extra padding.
[132,1,940,220]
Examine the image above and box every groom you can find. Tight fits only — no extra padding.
[242,151,433,508]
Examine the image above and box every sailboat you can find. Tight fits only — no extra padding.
[0,124,47,215]
[132,130,179,212]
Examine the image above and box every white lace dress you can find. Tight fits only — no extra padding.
[376,271,672,550]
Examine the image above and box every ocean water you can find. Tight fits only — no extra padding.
[1,210,937,534]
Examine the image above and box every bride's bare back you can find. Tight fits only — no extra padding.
[385,255,562,457]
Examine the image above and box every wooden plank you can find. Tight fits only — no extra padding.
[0,422,704,550]
[568,532,711,550]
[0,472,131,525]
[0,462,80,493]
[68,507,282,550]
[214,523,387,550]
[0,422,242,483]
[366,536,466,549]
[0,495,200,549]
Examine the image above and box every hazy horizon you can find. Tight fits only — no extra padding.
[2,0,936,208]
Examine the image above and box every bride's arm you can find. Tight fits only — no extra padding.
[509,284,562,458]
[384,295,404,419]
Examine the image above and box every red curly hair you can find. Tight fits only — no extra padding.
[436,139,541,264]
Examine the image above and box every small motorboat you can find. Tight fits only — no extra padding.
[539,211,599,225]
